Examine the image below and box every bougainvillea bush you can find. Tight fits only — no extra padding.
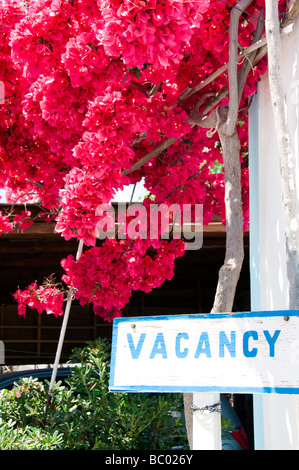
[0,0,287,321]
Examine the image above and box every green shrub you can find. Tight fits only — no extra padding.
[0,339,188,450]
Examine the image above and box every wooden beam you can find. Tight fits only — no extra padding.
[0,203,234,239]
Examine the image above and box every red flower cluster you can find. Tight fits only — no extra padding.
[0,211,13,236]
[99,0,209,70]
[13,282,64,318]
[55,166,127,246]
[61,235,185,322]
[13,210,33,230]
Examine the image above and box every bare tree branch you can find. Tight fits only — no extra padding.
[224,0,253,136]
[209,0,253,315]
[178,37,268,104]
[122,137,178,175]
[179,6,298,106]
[281,0,299,27]
[237,7,265,103]
[211,126,245,313]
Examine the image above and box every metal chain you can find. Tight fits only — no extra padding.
[189,402,221,414]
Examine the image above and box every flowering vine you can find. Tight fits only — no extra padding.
[0,0,288,321]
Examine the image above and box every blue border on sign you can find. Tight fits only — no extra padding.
[109,310,299,394]
[109,385,299,394]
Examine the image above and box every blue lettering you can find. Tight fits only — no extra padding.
[127,333,146,359]
[194,332,211,358]
[263,330,281,357]
[175,332,189,358]
[219,331,236,357]
[243,330,258,357]
[149,332,167,359]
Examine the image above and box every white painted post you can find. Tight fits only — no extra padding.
[47,239,84,400]
[249,16,299,449]
[192,392,222,450]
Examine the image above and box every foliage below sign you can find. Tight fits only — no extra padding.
[109,311,299,394]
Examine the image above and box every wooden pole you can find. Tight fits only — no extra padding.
[47,239,84,402]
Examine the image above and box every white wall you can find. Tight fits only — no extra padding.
[249,19,299,449]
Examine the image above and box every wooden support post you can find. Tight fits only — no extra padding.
[47,239,84,401]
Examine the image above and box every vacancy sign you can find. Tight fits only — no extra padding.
[109,311,299,394]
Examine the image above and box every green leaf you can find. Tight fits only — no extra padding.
[209,159,224,174]
[132,67,141,79]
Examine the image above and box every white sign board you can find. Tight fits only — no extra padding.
[109,311,299,394]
